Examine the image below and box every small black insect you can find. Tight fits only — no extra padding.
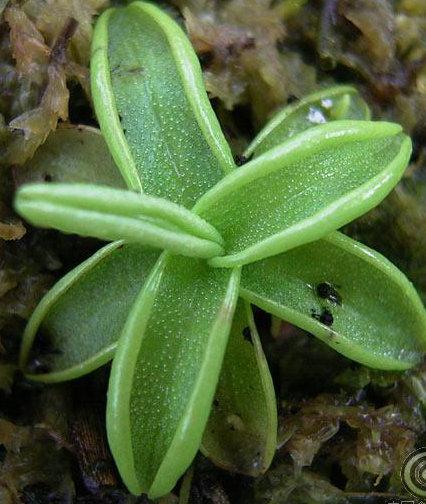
[316,282,342,305]
[311,308,334,327]
[242,326,252,343]
[235,153,253,166]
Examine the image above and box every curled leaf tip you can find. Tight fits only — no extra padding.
[198,122,411,268]
[15,183,225,259]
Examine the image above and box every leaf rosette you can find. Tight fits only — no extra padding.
[14,1,426,499]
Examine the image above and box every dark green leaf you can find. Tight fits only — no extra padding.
[15,125,126,188]
[20,242,160,382]
[201,301,276,476]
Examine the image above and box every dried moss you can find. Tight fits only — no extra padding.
[0,0,106,165]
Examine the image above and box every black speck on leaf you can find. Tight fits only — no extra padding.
[235,154,253,166]
[242,326,252,343]
[311,308,334,327]
[316,282,342,305]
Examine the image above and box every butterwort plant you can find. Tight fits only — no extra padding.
[14,1,426,499]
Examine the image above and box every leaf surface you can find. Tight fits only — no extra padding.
[15,125,126,188]
[91,1,234,201]
[194,121,411,267]
[201,301,277,475]
[246,85,370,158]
[107,254,240,497]
[240,232,426,370]
[20,242,160,381]
[20,0,235,383]
[93,2,278,490]
[15,183,224,258]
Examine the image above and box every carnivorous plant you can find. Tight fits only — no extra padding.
[14,2,426,498]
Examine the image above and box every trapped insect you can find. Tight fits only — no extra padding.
[316,282,342,305]
[311,307,334,327]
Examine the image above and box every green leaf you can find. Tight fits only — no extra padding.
[245,85,371,158]
[201,301,277,476]
[19,242,160,382]
[19,0,235,384]
[15,183,224,258]
[15,125,126,188]
[107,254,240,497]
[240,232,426,370]
[194,121,411,268]
[91,0,234,201]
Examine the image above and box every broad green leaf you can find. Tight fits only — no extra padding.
[91,1,234,201]
[194,121,411,268]
[240,232,426,370]
[19,242,159,382]
[16,183,224,258]
[19,0,235,384]
[245,86,371,158]
[15,125,126,188]
[93,2,278,490]
[107,254,240,498]
[201,301,277,476]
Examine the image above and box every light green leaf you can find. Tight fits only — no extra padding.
[19,0,235,384]
[15,183,224,258]
[201,301,277,476]
[194,121,411,268]
[92,3,279,487]
[17,183,222,244]
[91,0,234,200]
[15,125,126,188]
[107,254,240,497]
[240,232,426,370]
[245,85,371,158]
[19,242,160,382]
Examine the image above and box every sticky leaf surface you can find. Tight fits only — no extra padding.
[20,243,160,381]
[240,233,426,370]
[195,121,411,267]
[246,85,370,158]
[16,183,224,258]
[91,1,234,199]
[107,254,240,497]
[201,301,277,476]
[15,125,126,187]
